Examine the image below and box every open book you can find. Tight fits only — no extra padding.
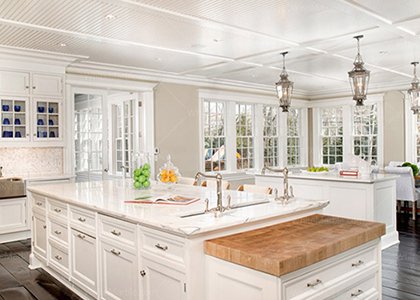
[125,194,199,205]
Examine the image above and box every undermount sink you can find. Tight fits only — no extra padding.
[0,177,26,199]
[179,199,270,218]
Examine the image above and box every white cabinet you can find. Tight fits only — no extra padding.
[32,73,63,96]
[100,239,139,300]
[32,212,47,263]
[141,257,186,300]
[0,97,30,141]
[0,70,30,95]
[70,228,98,298]
[32,98,62,140]
[0,198,27,234]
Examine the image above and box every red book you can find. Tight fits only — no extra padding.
[339,170,359,177]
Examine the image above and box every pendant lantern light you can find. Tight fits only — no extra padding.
[348,35,370,106]
[275,52,293,112]
[408,62,420,114]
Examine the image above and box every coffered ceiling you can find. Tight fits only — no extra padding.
[1,0,420,98]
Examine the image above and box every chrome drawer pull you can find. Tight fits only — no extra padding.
[77,233,85,239]
[111,230,121,236]
[351,289,364,297]
[111,249,121,256]
[351,260,364,267]
[55,255,62,261]
[307,279,322,288]
[36,202,42,206]
[54,230,61,235]
[54,208,62,213]
[78,217,86,222]
[42,225,46,229]
[140,270,146,277]
[155,243,168,251]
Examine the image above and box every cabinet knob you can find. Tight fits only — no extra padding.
[42,225,46,229]
[54,230,61,235]
[77,233,86,239]
[25,86,29,89]
[54,208,62,213]
[110,249,121,256]
[36,202,42,206]
[78,217,86,222]
[54,255,62,261]
[140,270,146,277]
[32,86,36,89]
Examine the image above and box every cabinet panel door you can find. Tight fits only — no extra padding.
[32,74,62,96]
[100,240,138,300]
[0,198,27,234]
[142,257,186,300]
[71,229,98,297]
[33,213,47,260]
[0,70,29,95]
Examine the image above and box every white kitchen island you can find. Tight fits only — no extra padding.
[254,171,399,249]
[27,179,328,300]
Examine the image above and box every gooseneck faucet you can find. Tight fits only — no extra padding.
[195,172,230,216]
[261,166,294,204]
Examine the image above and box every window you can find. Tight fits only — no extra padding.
[320,107,343,165]
[262,105,279,167]
[203,100,226,172]
[287,108,300,166]
[236,103,254,170]
[352,104,378,162]
[416,114,420,162]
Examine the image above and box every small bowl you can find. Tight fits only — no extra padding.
[3,118,10,125]
[37,106,45,113]
[48,107,54,113]
[14,119,21,125]
[2,105,9,111]
[14,105,21,112]
[37,119,44,126]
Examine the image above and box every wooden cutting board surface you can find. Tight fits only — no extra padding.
[204,214,385,276]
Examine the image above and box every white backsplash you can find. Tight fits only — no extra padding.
[0,147,63,176]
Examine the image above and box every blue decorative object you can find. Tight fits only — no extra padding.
[48,107,54,113]
[2,105,9,111]
[42,131,47,138]
[3,118,10,125]
[14,119,20,125]
[14,105,21,112]
[49,119,54,126]
[37,119,44,126]
[37,106,45,113]
[15,132,22,138]
[49,131,55,138]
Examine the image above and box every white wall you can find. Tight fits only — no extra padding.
[383,91,405,164]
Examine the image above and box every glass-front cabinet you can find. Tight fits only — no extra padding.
[0,97,29,141]
[33,99,62,141]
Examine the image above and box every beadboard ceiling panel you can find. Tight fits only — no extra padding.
[0,0,419,98]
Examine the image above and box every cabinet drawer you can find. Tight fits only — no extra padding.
[49,240,69,275]
[141,229,185,263]
[32,194,46,210]
[99,215,136,247]
[70,206,96,235]
[331,273,378,300]
[49,219,68,245]
[282,245,377,300]
[48,199,68,219]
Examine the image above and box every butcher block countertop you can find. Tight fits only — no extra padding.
[204,214,385,277]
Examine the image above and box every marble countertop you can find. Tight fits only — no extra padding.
[252,171,399,183]
[204,214,385,276]
[27,179,328,237]
[2,173,75,182]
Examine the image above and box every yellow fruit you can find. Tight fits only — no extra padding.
[160,169,168,176]
[168,169,175,176]
[170,175,177,183]
[161,176,169,183]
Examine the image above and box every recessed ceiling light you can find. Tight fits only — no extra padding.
[154,57,162,62]
[105,14,116,20]
[57,43,67,47]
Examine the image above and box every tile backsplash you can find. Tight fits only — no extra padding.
[0,147,63,176]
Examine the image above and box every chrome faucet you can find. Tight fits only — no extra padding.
[0,166,3,177]
[261,166,294,204]
[195,172,231,217]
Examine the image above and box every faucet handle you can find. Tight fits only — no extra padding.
[289,185,294,198]
[226,195,232,210]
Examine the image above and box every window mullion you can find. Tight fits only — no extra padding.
[226,101,237,172]
[254,104,264,170]
[342,105,352,162]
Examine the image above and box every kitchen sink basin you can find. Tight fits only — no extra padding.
[179,199,270,218]
[0,177,26,199]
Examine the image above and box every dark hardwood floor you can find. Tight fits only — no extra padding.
[0,213,419,300]
[382,213,420,300]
